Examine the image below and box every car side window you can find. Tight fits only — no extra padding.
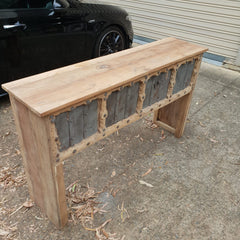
[27,0,53,9]
[0,0,28,9]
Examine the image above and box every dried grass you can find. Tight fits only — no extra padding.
[0,220,18,240]
[0,166,26,189]
[66,183,122,240]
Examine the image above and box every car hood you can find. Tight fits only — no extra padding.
[65,0,128,16]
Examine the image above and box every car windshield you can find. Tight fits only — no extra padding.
[0,0,55,9]
[0,0,27,8]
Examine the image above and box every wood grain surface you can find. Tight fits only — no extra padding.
[2,38,208,117]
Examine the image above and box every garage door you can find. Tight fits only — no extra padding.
[101,0,240,65]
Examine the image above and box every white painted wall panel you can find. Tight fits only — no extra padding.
[101,0,240,64]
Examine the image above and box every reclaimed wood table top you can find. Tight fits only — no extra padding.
[2,37,208,117]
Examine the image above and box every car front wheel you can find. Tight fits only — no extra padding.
[94,26,126,57]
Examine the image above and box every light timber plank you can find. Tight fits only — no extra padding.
[154,120,176,134]
[2,38,208,117]
[9,97,68,228]
[9,95,34,200]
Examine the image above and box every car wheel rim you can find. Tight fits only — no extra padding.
[98,30,124,56]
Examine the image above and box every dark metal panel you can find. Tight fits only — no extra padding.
[83,100,98,139]
[159,71,171,101]
[149,75,161,105]
[115,87,128,123]
[56,100,98,150]
[149,71,170,105]
[106,83,139,127]
[173,60,195,94]
[106,86,129,127]
[55,112,70,151]
[124,82,140,118]
[69,105,84,147]
[106,90,118,127]
[143,70,171,108]
[185,60,195,87]
[173,63,188,94]
[143,76,153,108]
[164,69,172,97]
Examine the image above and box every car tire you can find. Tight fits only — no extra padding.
[93,26,126,57]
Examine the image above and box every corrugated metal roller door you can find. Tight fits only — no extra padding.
[101,0,240,64]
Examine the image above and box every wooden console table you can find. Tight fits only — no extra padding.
[2,38,207,228]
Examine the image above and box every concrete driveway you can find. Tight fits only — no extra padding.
[0,62,240,240]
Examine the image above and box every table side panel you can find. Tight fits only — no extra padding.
[10,97,67,227]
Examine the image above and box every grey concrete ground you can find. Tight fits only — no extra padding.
[0,62,240,240]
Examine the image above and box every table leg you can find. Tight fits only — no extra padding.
[10,96,68,228]
[154,92,193,138]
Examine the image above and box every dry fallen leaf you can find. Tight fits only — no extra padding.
[151,123,158,129]
[0,229,9,236]
[118,202,129,223]
[111,188,120,197]
[111,170,116,178]
[155,153,164,156]
[2,153,10,157]
[15,149,21,155]
[142,168,152,177]
[160,130,166,140]
[5,131,11,137]
[67,182,122,239]
[23,199,34,208]
[198,121,206,127]
[209,138,218,143]
[139,180,153,188]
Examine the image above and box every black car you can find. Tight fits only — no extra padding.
[0,0,133,96]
